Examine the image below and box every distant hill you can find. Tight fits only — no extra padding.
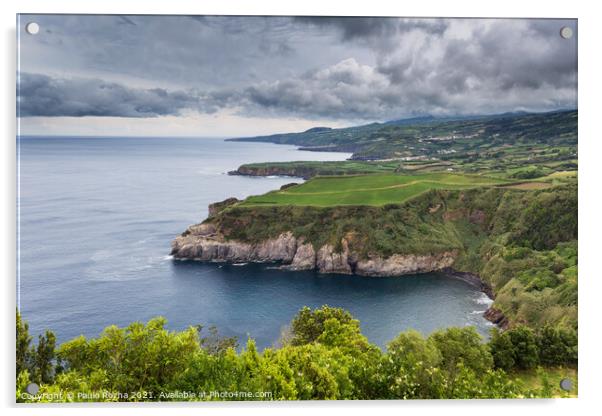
[227,109,577,160]
[303,127,332,133]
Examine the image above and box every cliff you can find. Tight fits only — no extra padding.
[172,228,457,276]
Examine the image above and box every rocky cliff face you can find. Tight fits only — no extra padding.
[171,226,458,276]
[355,252,457,277]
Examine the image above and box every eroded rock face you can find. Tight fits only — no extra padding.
[316,244,352,274]
[253,232,297,262]
[172,227,458,277]
[287,242,316,270]
[172,230,297,263]
[171,235,254,261]
[355,252,457,277]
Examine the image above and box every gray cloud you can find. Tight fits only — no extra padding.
[295,16,448,41]
[17,73,220,117]
[18,16,577,123]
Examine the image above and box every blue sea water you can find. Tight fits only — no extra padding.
[17,136,493,349]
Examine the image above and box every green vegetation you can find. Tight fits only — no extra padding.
[240,172,512,207]
[16,310,58,386]
[16,307,577,402]
[490,325,577,372]
[483,241,578,329]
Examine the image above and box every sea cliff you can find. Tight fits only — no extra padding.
[171,227,457,276]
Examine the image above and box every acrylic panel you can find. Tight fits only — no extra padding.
[16,15,578,402]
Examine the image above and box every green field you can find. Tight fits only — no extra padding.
[241,172,511,207]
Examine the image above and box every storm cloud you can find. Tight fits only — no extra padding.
[17,73,222,117]
[17,15,577,127]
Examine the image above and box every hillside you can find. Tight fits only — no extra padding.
[227,109,577,161]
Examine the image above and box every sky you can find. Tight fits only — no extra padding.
[17,15,577,137]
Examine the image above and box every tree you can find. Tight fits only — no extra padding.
[429,327,493,375]
[58,317,199,394]
[268,343,353,400]
[384,330,443,399]
[16,309,32,378]
[197,324,238,355]
[289,305,356,346]
[316,317,383,399]
[489,328,516,371]
[537,325,577,366]
[506,326,539,369]
[33,330,57,384]
[428,327,494,396]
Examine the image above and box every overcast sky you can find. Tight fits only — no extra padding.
[17,15,577,137]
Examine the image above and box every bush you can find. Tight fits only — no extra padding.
[289,305,357,346]
[505,326,540,370]
[537,325,578,366]
[384,330,443,399]
[429,327,494,376]
[489,328,516,371]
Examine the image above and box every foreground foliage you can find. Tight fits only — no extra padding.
[17,307,576,402]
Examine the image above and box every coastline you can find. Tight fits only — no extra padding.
[440,267,508,329]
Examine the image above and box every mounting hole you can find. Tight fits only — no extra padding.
[25,382,39,395]
[559,378,573,391]
[560,26,573,39]
[25,22,40,35]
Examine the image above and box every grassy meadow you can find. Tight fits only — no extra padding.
[241,172,518,207]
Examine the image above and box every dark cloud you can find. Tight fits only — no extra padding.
[17,73,221,117]
[295,16,448,41]
[238,18,576,120]
[18,16,577,122]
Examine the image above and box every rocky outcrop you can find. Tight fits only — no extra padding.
[286,241,316,270]
[252,232,297,262]
[171,231,296,263]
[484,307,509,329]
[316,244,353,274]
[356,252,457,277]
[172,227,458,276]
